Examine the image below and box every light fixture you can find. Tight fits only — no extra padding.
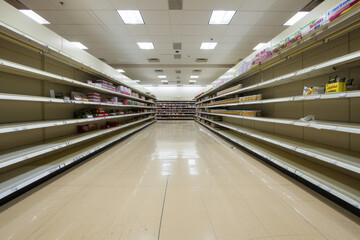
[283,11,309,26]
[200,42,217,50]
[253,43,267,51]
[116,10,144,24]
[70,42,88,49]
[137,42,154,49]
[158,75,167,78]
[161,80,168,83]
[116,69,125,73]
[19,10,50,24]
[134,80,141,83]
[190,75,199,79]
[189,80,197,83]
[209,10,236,25]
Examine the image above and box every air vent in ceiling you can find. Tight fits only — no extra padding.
[155,69,164,73]
[193,69,202,73]
[174,54,181,59]
[173,42,182,49]
[162,82,168,85]
[189,82,195,85]
[196,58,208,63]
[147,58,160,63]
[175,70,181,74]
[176,80,181,84]
[168,0,182,10]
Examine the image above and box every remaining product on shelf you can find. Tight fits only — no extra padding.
[156,100,195,120]
[77,123,98,133]
[210,109,261,117]
[217,84,242,96]
[205,94,262,106]
[303,87,325,95]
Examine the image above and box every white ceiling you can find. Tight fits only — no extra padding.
[19,0,311,86]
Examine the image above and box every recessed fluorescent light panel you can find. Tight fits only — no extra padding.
[70,42,88,49]
[190,75,199,79]
[117,10,144,24]
[161,80,168,82]
[209,10,236,25]
[189,80,197,83]
[283,11,309,26]
[158,75,167,78]
[137,42,154,49]
[116,69,125,73]
[253,43,267,51]
[200,42,217,50]
[19,10,50,24]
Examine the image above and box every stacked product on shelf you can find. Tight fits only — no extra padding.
[156,101,195,120]
[0,21,157,201]
[194,5,360,211]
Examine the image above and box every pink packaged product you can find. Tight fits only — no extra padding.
[111,97,118,103]
[253,46,272,65]
[327,0,359,22]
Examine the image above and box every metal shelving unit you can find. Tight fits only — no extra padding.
[0,22,157,201]
[194,11,360,210]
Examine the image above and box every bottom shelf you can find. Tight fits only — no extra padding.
[196,120,360,210]
[0,120,155,200]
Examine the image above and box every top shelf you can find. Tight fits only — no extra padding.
[0,59,154,104]
[196,50,360,104]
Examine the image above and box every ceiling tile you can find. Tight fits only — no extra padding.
[107,0,138,9]
[126,25,149,35]
[136,0,169,10]
[21,0,85,10]
[92,10,124,25]
[151,35,173,42]
[246,25,285,36]
[269,0,311,12]
[83,0,114,10]
[141,11,170,24]
[183,25,208,35]
[183,0,244,10]
[106,25,129,35]
[231,11,265,25]
[171,25,183,35]
[36,10,98,24]
[169,10,182,24]
[207,25,228,35]
[258,11,298,26]
[225,25,252,36]
[182,11,211,24]
[239,0,276,11]
[56,24,108,35]
[146,25,172,35]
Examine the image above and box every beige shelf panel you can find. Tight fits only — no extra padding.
[197,116,360,174]
[0,59,154,104]
[198,112,360,134]
[0,93,155,109]
[196,51,360,104]
[0,117,155,169]
[196,120,360,209]
[0,121,155,200]
[0,112,155,134]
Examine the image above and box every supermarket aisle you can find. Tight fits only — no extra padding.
[0,121,359,240]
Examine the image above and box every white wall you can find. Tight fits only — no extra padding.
[144,86,206,100]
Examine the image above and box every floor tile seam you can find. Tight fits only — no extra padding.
[157,174,170,240]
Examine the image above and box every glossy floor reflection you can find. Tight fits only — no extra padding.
[0,121,359,240]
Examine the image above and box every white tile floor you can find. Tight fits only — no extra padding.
[0,121,359,240]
